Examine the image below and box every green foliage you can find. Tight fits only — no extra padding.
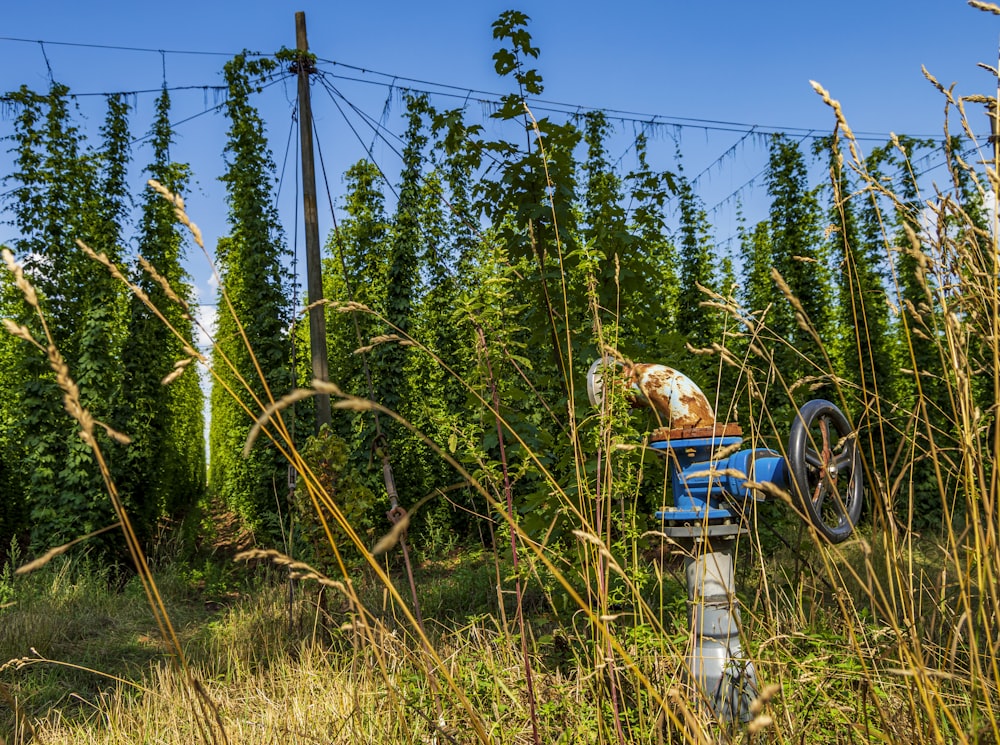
[209,53,292,538]
[0,8,978,587]
[293,424,376,561]
[114,87,205,545]
[1,84,130,552]
[624,133,678,341]
[739,216,774,317]
[376,94,426,439]
[674,165,725,388]
[882,136,949,528]
[323,159,391,502]
[491,10,543,114]
[581,112,665,360]
[815,134,896,502]
[764,134,831,401]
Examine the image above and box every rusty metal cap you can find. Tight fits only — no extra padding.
[650,423,743,442]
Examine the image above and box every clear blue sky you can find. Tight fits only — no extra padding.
[2,0,998,312]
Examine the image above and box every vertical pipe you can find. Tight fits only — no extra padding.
[295,11,331,430]
[684,545,758,721]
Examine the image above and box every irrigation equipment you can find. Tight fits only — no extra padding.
[587,359,863,721]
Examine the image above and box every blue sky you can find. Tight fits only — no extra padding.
[2,0,998,317]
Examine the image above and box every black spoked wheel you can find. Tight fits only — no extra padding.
[787,400,863,544]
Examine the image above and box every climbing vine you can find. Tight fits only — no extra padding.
[209,52,292,538]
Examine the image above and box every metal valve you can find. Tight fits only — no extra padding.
[586,358,864,541]
[587,358,865,722]
[787,399,863,543]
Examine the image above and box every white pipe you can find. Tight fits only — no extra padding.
[684,546,758,721]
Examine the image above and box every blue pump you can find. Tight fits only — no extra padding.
[587,360,864,722]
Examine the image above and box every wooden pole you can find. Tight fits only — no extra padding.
[295,11,331,429]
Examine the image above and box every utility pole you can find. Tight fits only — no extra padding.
[295,11,331,429]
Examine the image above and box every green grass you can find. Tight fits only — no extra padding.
[0,525,980,744]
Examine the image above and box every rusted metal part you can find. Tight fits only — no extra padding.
[625,363,716,429]
[650,423,743,443]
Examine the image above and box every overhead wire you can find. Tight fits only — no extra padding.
[1,33,985,257]
[313,69,520,256]
[0,33,957,145]
[273,97,299,221]
[3,31,977,227]
[0,35,248,58]
[312,62,982,286]
[315,57,948,144]
[314,75,402,202]
[38,41,53,83]
[312,60,986,233]
[318,65,971,241]
[131,75,294,147]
